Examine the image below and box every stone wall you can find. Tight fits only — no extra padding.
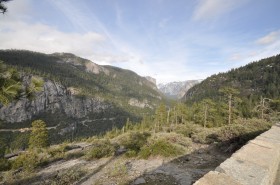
[194,123,280,185]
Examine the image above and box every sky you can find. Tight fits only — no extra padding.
[0,0,280,84]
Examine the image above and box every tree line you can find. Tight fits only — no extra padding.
[121,87,280,134]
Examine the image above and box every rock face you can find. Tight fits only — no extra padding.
[0,76,109,123]
[158,80,202,99]
[145,76,156,86]
[144,76,158,91]
[128,98,152,109]
[52,52,109,75]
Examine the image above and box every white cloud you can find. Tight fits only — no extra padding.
[256,31,280,45]
[0,21,106,57]
[192,0,247,21]
[0,0,146,65]
[227,36,280,68]
[0,20,147,67]
[47,0,145,64]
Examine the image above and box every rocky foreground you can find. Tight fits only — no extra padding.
[0,141,230,185]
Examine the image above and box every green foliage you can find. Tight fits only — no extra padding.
[152,132,192,148]
[185,54,280,119]
[217,118,271,143]
[12,150,49,172]
[191,128,218,144]
[118,131,151,154]
[173,123,202,137]
[0,61,21,105]
[125,150,138,157]
[154,103,167,131]
[0,61,43,105]
[86,139,115,159]
[47,145,67,159]
[29,120,49,149]
[2,170,36,185]
[26,76,44,98]
[139,139,183,159]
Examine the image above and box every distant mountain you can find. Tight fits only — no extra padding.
[0,50,164,143]
[184,54,280,104]
[158,80,202,99]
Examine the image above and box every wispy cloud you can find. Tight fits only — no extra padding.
[49,0,145,64]
[192,0,248,21]
[256,30,280,45]
[226,30,280,67]
[0,0,144,66]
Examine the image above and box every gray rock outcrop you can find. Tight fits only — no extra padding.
[0,77,110,123]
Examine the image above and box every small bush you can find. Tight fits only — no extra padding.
[214,118,272,152]
[2,170,36,185]
[139,139,183,159]
[117,131,151,156]
[47,146,66,159]
[12,150,49,172]
[234,118,272,131]
[174,124,202,138]
[217,119,271,143]
[125,150,137,158]
[152,132,192,147]
[86,139,115,160]
[191,128,218,144]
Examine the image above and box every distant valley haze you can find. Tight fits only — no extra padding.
[0,0,280,83]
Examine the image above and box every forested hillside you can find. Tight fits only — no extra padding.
[0,50,164,146]
[182,55,280,127]
[184,55,280,102]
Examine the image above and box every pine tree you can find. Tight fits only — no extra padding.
[0,61,21,105]
[26,76,44,98]
[29,120,49,149]
[154,103,167,132]
[219,87,241,124]
[201,99,216,128]
[254,96,273,120]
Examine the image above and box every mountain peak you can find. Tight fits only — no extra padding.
[158,80,202,99]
